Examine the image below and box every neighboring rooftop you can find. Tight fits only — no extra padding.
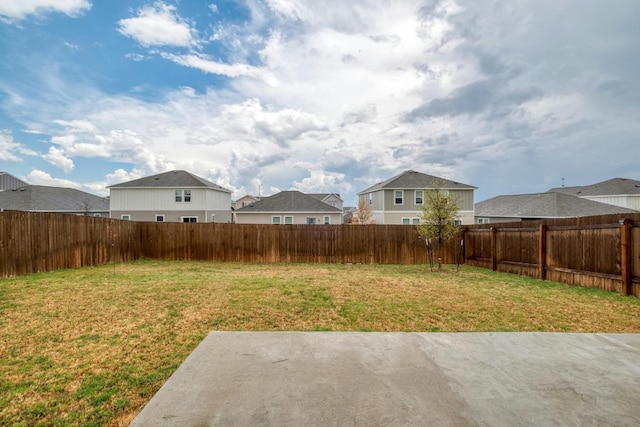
[236,191,342,212]
[476,192,637,219]
[108,170,232,193]
[0,185,109,213]
[358,170,476,194]
[548,178,640,197]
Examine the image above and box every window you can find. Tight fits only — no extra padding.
[284,216,293,225]
[272,216,281,224]
[211,214,216,223]
[306,217,316,225]
[478,218,490,224]
[121,214,131,221]
[182,217,197,223]
[402,218,420,225]
[93,213,101,217]
[156,214,165,222]
[453,219,462,226]
[368,193,372,205]
[415,190,424,205]
[394,190,403,205]
[175,189,191,202]
[323,216,331,224]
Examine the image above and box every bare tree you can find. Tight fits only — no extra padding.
[416,181,460,270]
[353,198,376,224]
[79,199,92,216]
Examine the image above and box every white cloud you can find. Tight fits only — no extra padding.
[26,170,80,189]
[0,0,90,21]
[117,2,196,47]
[43,146,74,172]
[160,52,278,84]
[0,130,37,161]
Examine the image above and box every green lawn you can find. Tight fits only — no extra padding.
[1,260,639,426]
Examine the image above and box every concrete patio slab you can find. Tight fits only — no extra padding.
[130,332,640,426]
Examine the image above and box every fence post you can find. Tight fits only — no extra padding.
[538,224,547,280]
[490,227,497,271]
[621,219,632,296]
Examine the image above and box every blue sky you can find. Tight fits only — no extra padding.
[1,0,639,205]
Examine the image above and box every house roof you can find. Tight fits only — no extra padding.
[308,193,343,202]
[548,178,640,197]
[108,170,232,193]
[475,192,637,219]
[235,190,342,213]
[0,172,28,190]
[0,185,109,212]
[358,170,476,195]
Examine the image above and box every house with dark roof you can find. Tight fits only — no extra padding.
[548,178,640,211]
[475,192,637,224]
[0,172,28,190]
[108,170,233,222]
[0,185,109,216]
[357,170,476,225]
[234,190,343,224]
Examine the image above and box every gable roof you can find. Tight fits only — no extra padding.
[235,190,342,213]
[308,193,342,202]
[476,192,637,219]
[548,178,640,197]
[358,170,476,195]
[0,185,109,212]
[0,172,28,190]
[108,170,232,193]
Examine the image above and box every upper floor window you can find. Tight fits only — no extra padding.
[175,189,191,202]
[284,216,293,225]
[394,190,404,205]
[415,190,424,205]
[272,216,281,225]
[402,218,420,225]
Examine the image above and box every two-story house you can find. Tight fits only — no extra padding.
[357,170,476,225]
[108,170,233,222]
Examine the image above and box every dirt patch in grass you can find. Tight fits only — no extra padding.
[1,260,639,425]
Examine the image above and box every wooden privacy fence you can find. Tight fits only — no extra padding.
[463,213,640,297]
[0,210,460,277]
[2,210,639,297]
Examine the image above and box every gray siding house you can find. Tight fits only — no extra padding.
[357,170,476,225]
[475,192,637,224]
[234,190,343,224]
[108,170,233,222]
[548,178,640,211]
[0,172,28,190]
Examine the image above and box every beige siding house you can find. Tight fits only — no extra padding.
[548,178,640,211]
[234,190,343,224]
[357,170,476,225]
[108,170,232,222]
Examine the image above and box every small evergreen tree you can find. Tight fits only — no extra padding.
[417,182,460,270]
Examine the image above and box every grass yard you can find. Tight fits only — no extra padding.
[1,260,639,426]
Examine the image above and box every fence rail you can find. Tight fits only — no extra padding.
[1,210,639,297]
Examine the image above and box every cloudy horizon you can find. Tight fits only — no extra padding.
[1,0,638,205]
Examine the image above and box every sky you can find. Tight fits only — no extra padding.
[1,0,639,206]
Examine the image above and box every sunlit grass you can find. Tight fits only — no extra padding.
[1,259,639,426]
